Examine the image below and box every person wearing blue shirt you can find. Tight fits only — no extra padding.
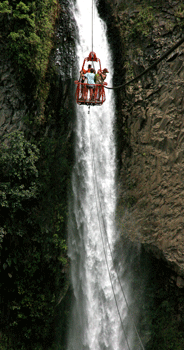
[84,68,95,100]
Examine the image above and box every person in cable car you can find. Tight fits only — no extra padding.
[78,69,86,100]
[83,64,92,74]
[84,68,96,100]
[95,69,103,84]
[79,65,93,98]
[95,69,103,100]
[95,68,109,100]
[74,51,108,105]
[79,70,86,83]
[102,68,109,80]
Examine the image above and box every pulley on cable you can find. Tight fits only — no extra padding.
[74,0,109,106]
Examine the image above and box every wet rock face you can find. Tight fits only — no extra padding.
[113,0,184,280]
[0,57,27,137]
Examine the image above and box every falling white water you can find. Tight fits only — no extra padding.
[67,1,133,349]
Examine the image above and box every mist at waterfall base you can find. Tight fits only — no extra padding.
[66,1,146,350]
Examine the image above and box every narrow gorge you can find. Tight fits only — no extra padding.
[0,0,184,349]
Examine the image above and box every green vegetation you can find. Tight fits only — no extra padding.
[175,3,184,17]
[122,5,154,41]
[0,0,60,118]
[175,3,184,26]
[0,0,76,348]
[131,6,154,38]
[0,129,71,349]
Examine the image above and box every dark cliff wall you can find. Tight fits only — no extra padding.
[98,0,184,283]
[97,1,184,348]
[119,0,184,283]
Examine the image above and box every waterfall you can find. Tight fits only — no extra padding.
[67,1,134,349]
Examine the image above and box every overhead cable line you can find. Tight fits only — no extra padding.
[91,0,94,53]
[105,36,184,90]
[89,117,145,350]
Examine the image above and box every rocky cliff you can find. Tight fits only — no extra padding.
[0,50,27,137]
[100,0,184,286]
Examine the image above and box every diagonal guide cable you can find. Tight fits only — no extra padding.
[104,36,184,90]
[88,2,145,347]
[89,117,145,350]
[89,119,131,350]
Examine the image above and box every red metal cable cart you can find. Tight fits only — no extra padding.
[74,52,107,106]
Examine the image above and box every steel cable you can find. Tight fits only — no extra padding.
[89,115,145,350]
[91,0,94,53]
[89,117,131,350]
[104,36,184,90]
